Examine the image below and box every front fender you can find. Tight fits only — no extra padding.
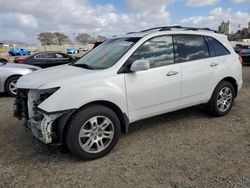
[38,76,128,115]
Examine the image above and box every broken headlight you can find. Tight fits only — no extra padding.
[39,87,60,103]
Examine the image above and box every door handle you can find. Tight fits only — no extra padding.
[210,63,218,67]
[166,71,179,76]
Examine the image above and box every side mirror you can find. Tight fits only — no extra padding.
[130,60,150,72]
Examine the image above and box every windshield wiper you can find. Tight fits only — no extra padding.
[70,63,94,70]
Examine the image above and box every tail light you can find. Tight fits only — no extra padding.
[238,56,243,64]
[15,59,24,64]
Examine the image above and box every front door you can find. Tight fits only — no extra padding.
[124,35,182,122]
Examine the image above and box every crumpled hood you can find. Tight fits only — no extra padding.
[16,64,111,89]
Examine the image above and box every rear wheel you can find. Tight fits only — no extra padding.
[5,75,21,96]
[66,105,121,160]
[206,81,235,116]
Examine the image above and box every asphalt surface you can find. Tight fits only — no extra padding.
[0,66,250,188]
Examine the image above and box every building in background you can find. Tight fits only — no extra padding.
[218,20,230,35]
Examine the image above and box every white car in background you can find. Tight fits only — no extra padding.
[14,26,242,160]
[0,61,40,96]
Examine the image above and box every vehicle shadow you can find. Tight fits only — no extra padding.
[20,105,210,161]
[0,93,12,98]
[127,105,210,134]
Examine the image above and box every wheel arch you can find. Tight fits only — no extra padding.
[59,100,129,146]
[219,77,238,98]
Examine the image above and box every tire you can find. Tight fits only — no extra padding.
[206,81,235,116]
[5,75,21,96]
[66,105,121,160]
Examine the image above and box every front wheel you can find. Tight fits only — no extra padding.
[66,105,121,160]
[206,81,235,116]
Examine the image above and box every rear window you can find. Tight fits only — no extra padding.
[206,37,230,57]
[174,35,209,63]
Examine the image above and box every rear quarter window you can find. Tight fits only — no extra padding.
[206,37,230,57]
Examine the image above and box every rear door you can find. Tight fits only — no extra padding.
[33,53,45,67]
[34,52,61,68]
[174,35,221,106]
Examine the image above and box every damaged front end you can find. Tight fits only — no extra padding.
[14,88,74,144]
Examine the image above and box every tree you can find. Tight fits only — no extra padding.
[53,32,69,45]
[75,33,92,44]
[240,28,250,39]
[228,27,250,41]
[38,32,55,45]
[95,35,107,42]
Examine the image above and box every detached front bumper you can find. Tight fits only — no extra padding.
[27,112,63,143]
[14,89,74,144]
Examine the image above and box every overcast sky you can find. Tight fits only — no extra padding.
[0,0,250,43]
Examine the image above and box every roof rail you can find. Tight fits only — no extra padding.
[140,26,218,33]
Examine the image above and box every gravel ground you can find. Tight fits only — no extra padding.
[0,67,250,188]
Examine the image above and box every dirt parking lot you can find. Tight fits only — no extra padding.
[0,67,250,188]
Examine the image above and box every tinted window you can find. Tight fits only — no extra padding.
[206,37,230,56]
[35,54,43,59]
[174,35,209,62]
[44,53,57,58]
[55,53,69,58]
[127,36,174,68]
[35,53,56,59]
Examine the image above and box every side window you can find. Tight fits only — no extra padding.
[174,35,209,63]
[35,54,43,59]
[127,36,174,68]
[42,53,57,58]
[206,37,230,57]
[55,53,66,58]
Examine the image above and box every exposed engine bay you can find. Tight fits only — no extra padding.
[14,88,72,144]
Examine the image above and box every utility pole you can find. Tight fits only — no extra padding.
[72,33,76,47]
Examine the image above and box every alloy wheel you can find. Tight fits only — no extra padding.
[78,116,114,154]
[216,87,233,112]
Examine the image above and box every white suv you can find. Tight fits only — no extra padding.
[14,26,243,160]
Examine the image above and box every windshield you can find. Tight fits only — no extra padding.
[73,37,140,70]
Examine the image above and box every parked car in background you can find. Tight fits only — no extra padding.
[0,62,40,96]
[239,49,250,65]
[67,48,79,54]
[8,48,31,56]
[0,57,8,63]
[234,44,250,54]
[14,51,80,68]
[78,47,88,51]
[14,26,242,160]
